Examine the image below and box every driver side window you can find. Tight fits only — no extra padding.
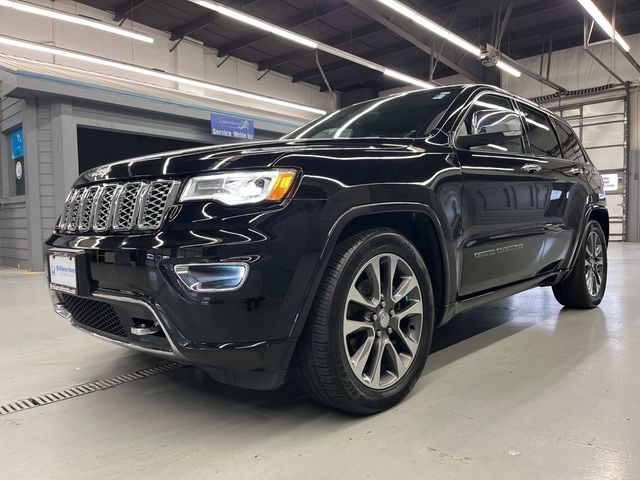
[456,94,524,154]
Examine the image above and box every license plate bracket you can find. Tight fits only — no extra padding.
[48,248,90,296]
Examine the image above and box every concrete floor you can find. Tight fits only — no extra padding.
[0,243,638,479]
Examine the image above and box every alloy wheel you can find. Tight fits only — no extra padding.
[584,230,604,297]
[342,253,423,390]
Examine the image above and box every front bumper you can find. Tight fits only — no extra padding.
[45,199,326,390]
[51,288,298,389]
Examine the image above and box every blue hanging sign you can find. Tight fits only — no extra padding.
[10,128,24,160]
[210,113,255,140]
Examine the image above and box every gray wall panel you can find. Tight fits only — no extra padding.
[36,98,55,248]
[0,201,28,266]
[1,97,23,127]
[0,95,28,267]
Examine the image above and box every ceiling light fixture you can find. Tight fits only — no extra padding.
[576,0,630,51]
[383,68,433,89]
[195,0,317,49]
[0,0,154,44]
[0,35,326,115]
[494,60,521,77]
[371,0,522,77]
[190,0,435,89]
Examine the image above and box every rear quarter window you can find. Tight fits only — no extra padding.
[517,102,562,158]
[552,118,587,163]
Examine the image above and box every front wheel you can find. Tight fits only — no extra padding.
[552,220,607,308]
[294,229,434,414]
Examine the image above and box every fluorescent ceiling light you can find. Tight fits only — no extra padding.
[577,0,630,51]
[372,0,521,77]
[383,68,434,89]
[196,0,317,49]
[495,60,521,77]
[0,35,326,115]
[0,0,153,44]
[374,0,480,56]
[190,0,435,89]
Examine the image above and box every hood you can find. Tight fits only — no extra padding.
[75,138,418,185]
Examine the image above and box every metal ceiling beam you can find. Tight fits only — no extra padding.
[351,0,568,91]
[251,0,574,86]
[452,0,576,43]
[170,14,220,41]
[113,0,151,22]
[293,42,418,83]
[257,23,385,72]
[508,19,582,44]
[323,71,387,92]
[583,18,625,85]
[216,3,347,57]
[495,3,514,50]
[344,0,486,83]
[581,4,640,76]
[170,0,263,42]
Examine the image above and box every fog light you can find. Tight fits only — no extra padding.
[173,263,248,292]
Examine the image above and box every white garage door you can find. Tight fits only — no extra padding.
[547,95,628,241]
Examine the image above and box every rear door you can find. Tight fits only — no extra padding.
[455,93,550,297]
[513,102,579,274]
[536,115,595,270]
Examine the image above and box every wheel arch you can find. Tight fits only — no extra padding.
[562,204,610,275]
[589,207,609,244]
[288,203,452,341]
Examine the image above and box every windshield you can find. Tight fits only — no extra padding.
[283,87,463,140]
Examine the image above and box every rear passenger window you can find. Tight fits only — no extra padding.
[517,103,562,158]
[552,119,587,163]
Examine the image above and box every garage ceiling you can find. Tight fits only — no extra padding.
[76,0,640,93]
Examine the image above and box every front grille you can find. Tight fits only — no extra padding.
[62,294,128,338]
[113,182,144,231]
[58,180,179,234]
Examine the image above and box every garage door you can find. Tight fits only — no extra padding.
[546,95,628,241]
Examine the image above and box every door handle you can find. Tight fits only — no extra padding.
[521,164,542,173]
[565,167,584,176]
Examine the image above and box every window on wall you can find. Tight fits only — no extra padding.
[517,103,562,158]
[77,127,207,174]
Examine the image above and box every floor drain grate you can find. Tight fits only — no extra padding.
[0,362,185,416]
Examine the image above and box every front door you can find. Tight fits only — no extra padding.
[455,93,551,297]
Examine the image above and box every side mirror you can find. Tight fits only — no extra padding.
[457,109,523,149]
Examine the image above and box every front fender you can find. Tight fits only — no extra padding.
[287,201,455,340]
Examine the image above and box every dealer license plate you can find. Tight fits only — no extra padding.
[48,250,78,295]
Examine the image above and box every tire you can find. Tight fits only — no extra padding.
[552,220,607,308]
[293,228,435,414]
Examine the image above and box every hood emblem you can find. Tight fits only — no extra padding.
[90,165,111,179]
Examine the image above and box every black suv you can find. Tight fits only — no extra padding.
[46,85,608,414]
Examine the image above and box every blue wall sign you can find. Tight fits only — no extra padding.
[210,114,254,140]
[10,128,24,160]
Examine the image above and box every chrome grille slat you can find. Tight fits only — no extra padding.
[93,184,118,232]
[78,186,100,232]
[66,187,87,232]
[58,190,77,230]
[57,180,179,234]
[138,181,177,230]
[112,183,143,231]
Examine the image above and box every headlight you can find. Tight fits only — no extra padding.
[179,169,297,205]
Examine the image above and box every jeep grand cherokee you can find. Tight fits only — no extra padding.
[46,85,608,414]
